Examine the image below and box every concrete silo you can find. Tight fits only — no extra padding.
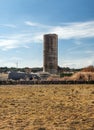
[43,34,58,74]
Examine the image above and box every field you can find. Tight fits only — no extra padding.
[0,85,94,130]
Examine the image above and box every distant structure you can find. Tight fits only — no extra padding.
[43,34,58,74]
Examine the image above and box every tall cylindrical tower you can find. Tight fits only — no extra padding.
[43,34,58,74]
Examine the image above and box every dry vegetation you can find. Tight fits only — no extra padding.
[0,73,8,80]
[69,72,94,81]
[0,85,94,130]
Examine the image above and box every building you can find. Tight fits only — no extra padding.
[43,34,58,74]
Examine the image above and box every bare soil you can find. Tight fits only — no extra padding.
[0,85,94,130]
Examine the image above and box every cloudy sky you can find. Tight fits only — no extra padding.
[0,0,94,68]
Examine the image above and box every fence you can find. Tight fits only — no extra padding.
[0,80,94,85]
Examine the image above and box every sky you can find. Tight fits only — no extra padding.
[0,0,94,68]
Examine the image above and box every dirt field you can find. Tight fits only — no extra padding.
[0,85,94,130]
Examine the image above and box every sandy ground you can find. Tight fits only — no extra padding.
[0,85,94,130]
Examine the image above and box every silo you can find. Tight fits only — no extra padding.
[43,34,58,74]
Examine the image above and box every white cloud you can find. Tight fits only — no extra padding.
[25,21,52,28]
[25,20,94,40]
[0,20,94,51]
[25,21,39,27]
[74,40,82,45]
[0,39,19,51]
[0,24,16,28]
[84,50,94,54]
[50,21,94,39]
[0,33,44,51]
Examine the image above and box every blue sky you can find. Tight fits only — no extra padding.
[0,0,94,68]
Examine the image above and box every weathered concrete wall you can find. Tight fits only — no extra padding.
[43,34,58,74]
